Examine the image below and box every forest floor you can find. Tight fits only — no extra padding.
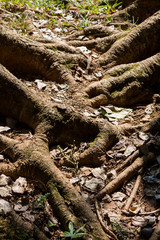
[0,1,160,240]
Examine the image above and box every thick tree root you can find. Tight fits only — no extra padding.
[0,64,119,239]
[86,53,160,107]
[112,0,160,23]
[97,10,160,68]
[0,26,87,84]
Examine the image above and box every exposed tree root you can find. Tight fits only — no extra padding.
[86,53,160,107]
[112,0,160,23]
[96,153,155,200]
[0,2,160,239]
[149,221,160,240]
[122,174,141,214]
[97,10,160,68]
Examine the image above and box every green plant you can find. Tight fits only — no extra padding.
[62,221,87,239]
[111,221,134,240]
[36,192,50,207]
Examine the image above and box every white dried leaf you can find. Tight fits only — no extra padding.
[91,168,106,180]
[0,126,11,133]
[124,144,136,157]
[132,216,148,227]
[0,174,11,186]
[77,46,91,54]
[112,192,126,201]
[139,132,149,141]
[51,97,62,103]
[85,178,104,191]
[107,212,121,222]
[0,186,12,197]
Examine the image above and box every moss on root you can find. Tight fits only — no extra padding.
[0,216,34,240]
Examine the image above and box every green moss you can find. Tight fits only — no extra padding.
[0,216,33,240]
[89,132,103,147]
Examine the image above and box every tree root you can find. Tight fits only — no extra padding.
[97,10,160,68]
[96,153,155,200]
[149,221,160,240]
[86,53,160,107]
[122,174,141,214]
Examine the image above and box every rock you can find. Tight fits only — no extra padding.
[0,199,12,214]
[0,186,12,197]
[14,203,29,212]
[0,174,11,186]
[141,227,154,238]
[12,177,27,194]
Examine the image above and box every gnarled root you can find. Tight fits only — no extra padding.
[86,53,160,107]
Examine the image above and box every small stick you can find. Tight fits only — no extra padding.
[115,150,139,173]
[123,175,141,214]
[139,208,160,216]
[95,200,118,240]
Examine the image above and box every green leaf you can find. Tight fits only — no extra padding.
[74,224,85,234]
[68,221,74,235]
[62,231,72,237]
[72,232,88,238]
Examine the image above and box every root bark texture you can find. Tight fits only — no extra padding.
[0,2,160,239]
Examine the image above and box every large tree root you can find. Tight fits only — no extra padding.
[97,10,160,68]
[86,53,160,107]
[0,1,160,239]
[0,63,120,239]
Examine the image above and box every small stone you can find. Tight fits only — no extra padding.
[12,177,27,194]
[0,174,11,186]
[141,227,153,238]
[14,203,28,212]
[0,199,12,214]
[0,186,12,197]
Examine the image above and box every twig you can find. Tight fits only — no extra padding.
[122,174,141,214]
[139,208,160,216]
[95,200,118,240]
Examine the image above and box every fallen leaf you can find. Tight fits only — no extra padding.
[124,144,136,157]
[85,178,104,191]
[132,216,147,227]
[91,168,106,180]
[112,192,126,201]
